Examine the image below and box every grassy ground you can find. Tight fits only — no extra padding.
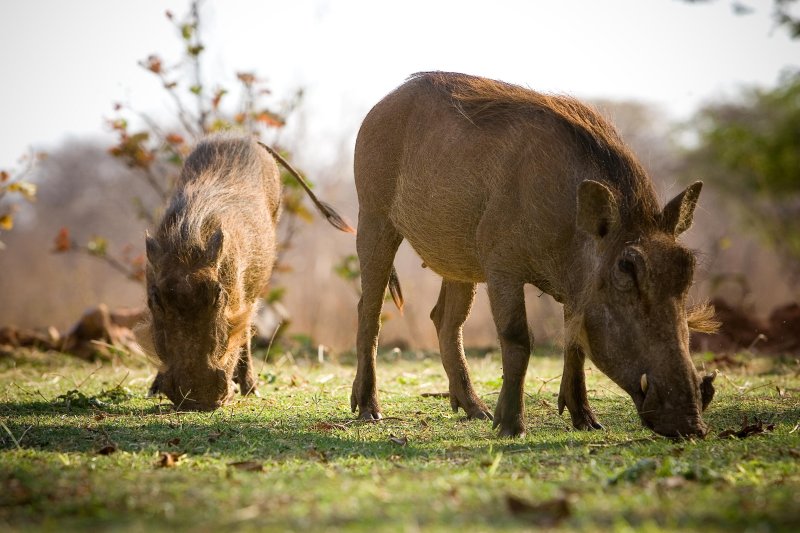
[1,346,799,532]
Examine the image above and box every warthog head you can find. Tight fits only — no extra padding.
[575,180,717,438]
[145,228,247,410]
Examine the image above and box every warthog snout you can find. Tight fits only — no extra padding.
[635,374,712,438]
[160,367,235,411]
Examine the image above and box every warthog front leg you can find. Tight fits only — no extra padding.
[558,343,603,430]
[430,280,492,420]
[487,274,530,437]
[351,213,403,420]
[234,332,257,396]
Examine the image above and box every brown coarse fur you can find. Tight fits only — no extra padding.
[351,72,715,438]
[139,134,281,410]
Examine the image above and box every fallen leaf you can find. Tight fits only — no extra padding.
[389,434,408,446]
[311,421,348,432]
[506,494,571,526]
[167,437,181,447]
[227,461,264,472]
[96,444,117,456]
[305,445,329,463]
[718,416,775,439]
[156,451,184,468]
[289,375,306,387]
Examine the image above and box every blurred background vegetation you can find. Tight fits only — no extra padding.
[0,0,798,355]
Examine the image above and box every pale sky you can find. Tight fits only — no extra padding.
[1,0,798,170]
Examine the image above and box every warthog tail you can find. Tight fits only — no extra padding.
[258,142,405,312]
[258,142,356,234]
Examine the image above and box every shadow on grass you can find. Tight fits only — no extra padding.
[1,397,595,461]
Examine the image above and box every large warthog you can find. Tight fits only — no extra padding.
[138,134,353,410]
[351,72,718,438]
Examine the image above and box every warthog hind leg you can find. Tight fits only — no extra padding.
[487,274,530,437]
[351,213,403,420]
[558,343,603,430]
[430,280,492,420]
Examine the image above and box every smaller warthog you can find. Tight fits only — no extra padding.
[138,134,353,410]
[351,72,718,438]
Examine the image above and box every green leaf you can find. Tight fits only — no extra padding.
[87,236,108,257]
[181,23,194,40]
[266,286,286,304]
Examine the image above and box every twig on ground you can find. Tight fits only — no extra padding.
[12,382,50,403]
[536,374,562,395]
[77,366,104,389]
[1,421,23,450]
[587,437,655,448]
[421,392,450,398]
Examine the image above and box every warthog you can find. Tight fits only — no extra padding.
[351,72,718,438]
[139,134,353,410]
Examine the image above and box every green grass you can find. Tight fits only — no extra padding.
[1,347,799,532]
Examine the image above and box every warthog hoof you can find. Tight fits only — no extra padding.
[357,410,383,421]
[558,391,603,430]
[351,380,382,421]
[496,423,526,438]
[450,390,493,420]
[492,404,525,438]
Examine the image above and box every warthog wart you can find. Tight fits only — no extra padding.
[351,72,718,438]
[137,134,353,410]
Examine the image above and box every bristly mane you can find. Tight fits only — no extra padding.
[412,71,661,225]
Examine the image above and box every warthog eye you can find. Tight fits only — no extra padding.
[618,259,635,276]
[612,258,637,291]
[212,284,223,307]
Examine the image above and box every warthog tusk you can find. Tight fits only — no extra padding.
[640,373,648,394]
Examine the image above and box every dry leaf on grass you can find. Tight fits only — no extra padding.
[156,451,185,468]
[506,494,572,526]
[167,437,181,447]
[227,461,264,472]
[718,416,775,439]
[389,434,408,446]
[96,444,117,455]
[311,421,348,432]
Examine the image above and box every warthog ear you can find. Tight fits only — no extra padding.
[205,228,225,265]
[145,231,160,263]
[577,180,619,239]
[662,181,703,236]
